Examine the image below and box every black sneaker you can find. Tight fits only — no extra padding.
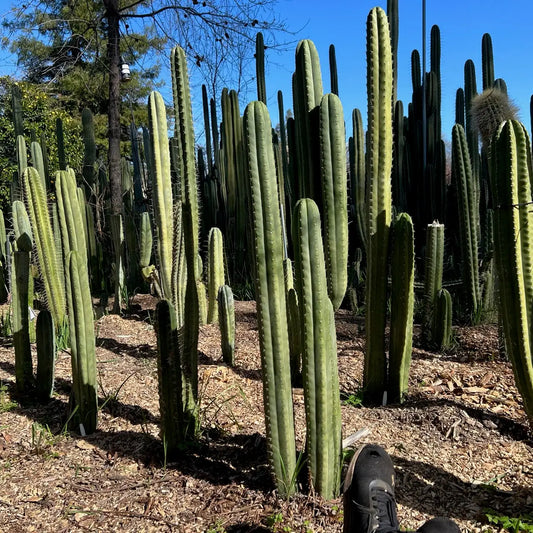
[343,444,400,533]
[417,517,461,533]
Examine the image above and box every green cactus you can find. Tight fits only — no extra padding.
[244,100,296,496]
[293,198,341,499]
[319,93,348,311]
[13,200,33,252]
[66,250,97,434]
[148,91,174,301]
[139,211,153,269]
[155,298,186,453]
[36,309,56,401]
[470,88,518,149]
[364,6,393,405]
[482,33,495,91]
[22,167,66,326]
[207,227,226,324]
[490,119,533,420]
[56,169,88,268]
[451,124,481,320]
[434,288,453,350]
[11,84,23,138]
[349,108,367,253]
[218,285,235,366]
[293,39,323,203]
[256,32,267,104]
[423,221,445,342]
[389,213,415,403]
[13,248,33,394]
[328,44,339,96]
[30,141,46,189]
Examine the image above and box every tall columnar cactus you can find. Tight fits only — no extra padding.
[482,33,495,91]
[423,221,445,342]
[293,39,323,203]
[22,167,66,326]
[155,299,186,453]
[171,45,200,275]
[319,93,348,311]
[349,108,367,253]
[328,44,339,96]
[139,211,153,270]
[56,169,88,268]
[490,120,533,420]
[36,309,56,401]
[243,100,296,496]
[12,201,33,394]
[148,91,174,301]
[293,198,341,500]
[434,288,453,349]
[218,285,235,366]
[389,213,415,403]
[364,6,393,405]
[30,141,46,189]
[451,124,481,320]
[66,250,97,434]
[207,227,226,324]
[256,32,267,104]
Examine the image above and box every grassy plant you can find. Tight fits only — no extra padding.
[0,309,12,336]
[0,383,17,412]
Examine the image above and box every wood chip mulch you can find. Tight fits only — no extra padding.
[0,295,531,532]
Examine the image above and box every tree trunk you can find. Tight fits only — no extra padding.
[104,0,122,217]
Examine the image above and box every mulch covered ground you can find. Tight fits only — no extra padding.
[0,295,531,532]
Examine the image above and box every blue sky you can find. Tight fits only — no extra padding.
[259,0,533,140]
[1,0,532,142]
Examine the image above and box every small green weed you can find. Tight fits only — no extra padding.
[0,383,17,413]
[0,309,12,336]
[205,519,227,533]
[341,390,364,408]
[485,510,533,532]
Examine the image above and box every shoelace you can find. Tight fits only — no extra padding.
[370,486,400,533]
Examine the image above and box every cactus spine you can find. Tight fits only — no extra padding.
[244,100,296,496]
[364,7,393,404]
[293,198,341,499]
